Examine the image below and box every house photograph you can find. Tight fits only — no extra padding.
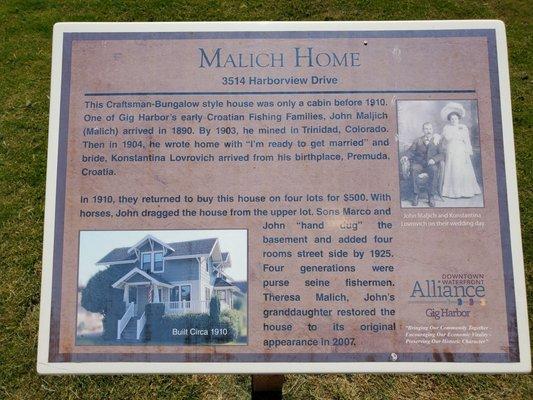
[76,230,247,345]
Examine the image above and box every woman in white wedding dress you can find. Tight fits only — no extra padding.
[440,102,482,198]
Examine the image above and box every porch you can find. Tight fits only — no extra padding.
[111,267,231,341]
[111,267,195,341]
[115,298,210,341]
[165,300,209,314]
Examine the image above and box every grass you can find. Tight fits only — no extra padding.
[0,0,531,399]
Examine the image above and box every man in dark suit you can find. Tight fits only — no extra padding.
[400,122,445,207]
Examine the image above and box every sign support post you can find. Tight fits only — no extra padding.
[252,375,285,400]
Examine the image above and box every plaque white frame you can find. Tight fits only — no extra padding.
[37,20,530,374]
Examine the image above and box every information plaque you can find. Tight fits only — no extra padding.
[38,21,530,373]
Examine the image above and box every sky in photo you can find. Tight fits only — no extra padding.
[78,230,248,286]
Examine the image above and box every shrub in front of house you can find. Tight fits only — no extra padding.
[233,296,243,310]
[162,313,211,344]
[145,303,165,341]
[101,294,126,340]
[211,319,237,343]
[209,296,221,325]
[80,264,132,339]
[151,312,236,344]
[220,309,243,340]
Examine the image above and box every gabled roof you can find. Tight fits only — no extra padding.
[165,238,218,258]
[97,247,137,265]
[111,268,172,288]
[232,281,248,294]
[214,252,231,271]
[213,277,241,293]
[127,234,174,253]
[213,277,234,287]
[96,237,219,265]
[145,271,171,285]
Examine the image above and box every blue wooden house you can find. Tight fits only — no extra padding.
[95,235,241,340]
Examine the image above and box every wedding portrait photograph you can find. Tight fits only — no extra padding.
[397,99,484,208]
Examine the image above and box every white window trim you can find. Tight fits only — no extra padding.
[170,284,192,302]
[218,289,227,302]
[153,251,164,273]
[141,252,152,270]
[141,250,165,273]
